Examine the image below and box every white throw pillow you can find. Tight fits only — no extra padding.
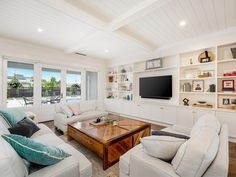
[172,128,219,177]
[191,114,221,137]
[68,102,80,115]
[0,137,28,177]
[60,104,73,118]
[141,136,186,161]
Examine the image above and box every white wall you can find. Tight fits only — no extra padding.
[0,37,108,122]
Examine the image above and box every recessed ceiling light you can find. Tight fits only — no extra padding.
[37,28,43,33]
[104,49,109,53]
[179,20,186,27]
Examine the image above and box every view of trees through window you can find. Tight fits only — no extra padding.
[7,61,34,108]
[41,68,61,104]
[6,61,94,107]
[66,71,81,102]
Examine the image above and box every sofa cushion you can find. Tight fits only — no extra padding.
[172,128,219,177]
[190,114,220,137]
[141,136,186,161]
[61,110,108,125]
[8,118,40,138]
[0,136,28,177]
[61,104,73,118]
[30,124,53,139]
[57,143,92,177]
[0,119,10,134]
[0,109,26,127]
[31,132,64,146]
[68,102,80,115]
[2,134,71,166]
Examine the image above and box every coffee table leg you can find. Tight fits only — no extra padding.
[103,146,109,170]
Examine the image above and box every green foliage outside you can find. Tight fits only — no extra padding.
[8,75,22,89]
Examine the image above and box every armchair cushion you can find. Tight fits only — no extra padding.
[190,114,220,137]
[141,136,186,161]
[172,128,219,177]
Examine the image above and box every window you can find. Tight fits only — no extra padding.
[7,61,34,108]
[41,68,61,104]
[86,71,98,100]
[66,71,81,102]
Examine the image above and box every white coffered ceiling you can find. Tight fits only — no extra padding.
[0,0,236,61]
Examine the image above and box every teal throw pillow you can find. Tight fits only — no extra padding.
[0,109,26,127]
[2,134,71,165]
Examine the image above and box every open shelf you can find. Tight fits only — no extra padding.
[217,76,236,79]
[217,59,236,63]
[218,92,236,95]
[180,77,215,81]
[180,92,216,95]
[180,62,215,68]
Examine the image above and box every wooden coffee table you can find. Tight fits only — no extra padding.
[67,114,151,170]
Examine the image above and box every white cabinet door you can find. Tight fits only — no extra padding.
[193,109,216,124]
[176,107,194,128]
[160,106,177,125]
[216,111,236,139]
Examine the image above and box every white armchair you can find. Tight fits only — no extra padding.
[120,114,229,177]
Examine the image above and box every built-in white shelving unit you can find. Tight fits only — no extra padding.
[107,64,133,101]
[179,43,236,111]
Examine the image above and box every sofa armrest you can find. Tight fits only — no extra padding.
[129,153,179,177]
[28,157,79,177]
[54,113,67,122]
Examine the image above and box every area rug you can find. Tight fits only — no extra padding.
[60,134,119,177]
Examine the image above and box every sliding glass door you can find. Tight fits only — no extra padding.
[66,71,81,102]
[41,68,62,105]
[7,61,34,108]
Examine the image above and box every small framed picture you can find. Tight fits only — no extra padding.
[223,98,230,105]
[222,80,235,91]
[192,80,204,92]
[146,58,162,70]
[231,98,236,105]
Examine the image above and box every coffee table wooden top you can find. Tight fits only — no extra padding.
[69,114,150,144]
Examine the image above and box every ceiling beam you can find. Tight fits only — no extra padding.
[39,0,155,53]
[108,0,173,31]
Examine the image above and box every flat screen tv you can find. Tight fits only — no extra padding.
[139,75,172,99]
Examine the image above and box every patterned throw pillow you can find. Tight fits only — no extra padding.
[2,134,71,165]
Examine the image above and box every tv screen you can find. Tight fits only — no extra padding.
[139,75,172,99]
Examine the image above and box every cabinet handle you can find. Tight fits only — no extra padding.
[160,107,164,109]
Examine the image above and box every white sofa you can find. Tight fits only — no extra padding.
[119,114,229,177]
[0,115,92,177]
[54,101,108,133]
